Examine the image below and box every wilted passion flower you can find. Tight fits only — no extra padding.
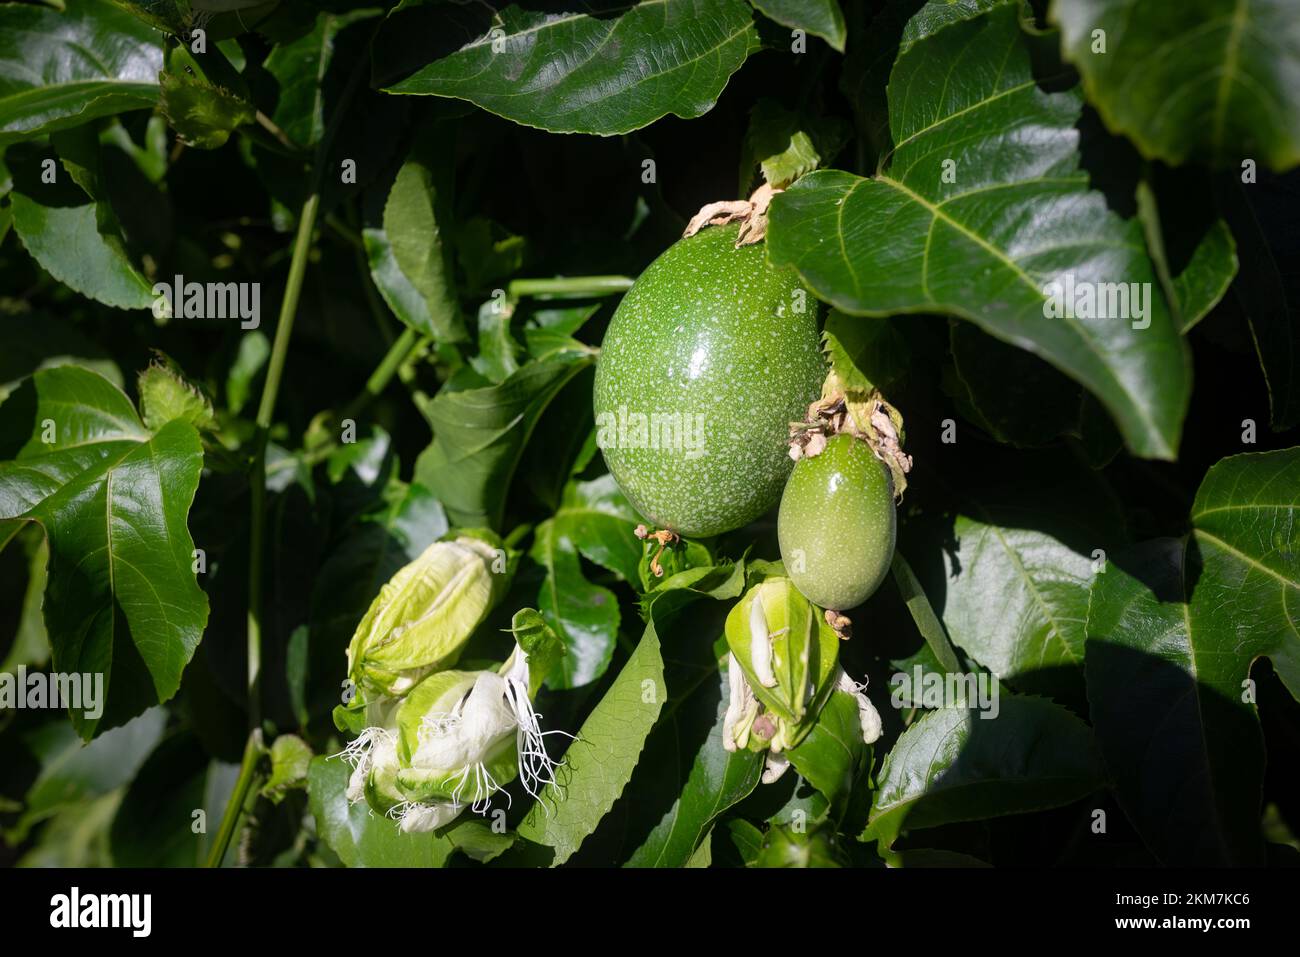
[338,611,568,833]
[723,577,881,782]
[344,534,507,706]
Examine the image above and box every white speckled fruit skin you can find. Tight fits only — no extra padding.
[593,225,825,537]
[778,434,896,610]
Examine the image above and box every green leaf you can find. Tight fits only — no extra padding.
[625,657,764,867]
[891,552,961,674]
[750,0,845,52]
[787,688,867,810]
[767,5,1191,459]
[414,354,595,528]
[470,299,520,383]
[0,0,163,147]
[899,0,1008,49]
[1171,220,1237,331]
[1053,0,1300,170]
[158,71,254,151]
[726,817,764,865]
[0,367,209,738]
[530,518,620,689]
[261,734,313,804]
[556,474,643,585]
[224,330,269,414]
[517,618,666,864]
[381,0,761,135]
[362,221,434,338]
[865,696,1103,847]
[382,138,466,342]
[263,8,379,149]
[936,475,1125,699]
[6,707,165,842]
[10,188,155,311]
[110,730,238,866]
[822,309,909,395]
[1086,448,1300,865]
[307,755,455,867]
[738,99,850,192]
[1,528,49,674]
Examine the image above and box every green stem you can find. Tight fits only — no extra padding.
[205,730,264,868]
[341,326,421,421]
[247,191,320,730]
[507,275,634,299]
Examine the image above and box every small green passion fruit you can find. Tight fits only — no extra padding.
[593,224,825,538]
[778,434,896,610]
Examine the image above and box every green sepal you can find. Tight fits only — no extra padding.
[506,608,565,696]
[725,578,840,746]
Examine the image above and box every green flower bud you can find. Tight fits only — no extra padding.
[723,578,840,753]
[345,534,505,700]
[337,611,569,834]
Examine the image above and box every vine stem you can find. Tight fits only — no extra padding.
[340,325,421,422]
[247,190,320,731]
[205,729,264,868]
[507,275,633,298]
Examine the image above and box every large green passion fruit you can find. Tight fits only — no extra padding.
[778,434,896,610]
[593,224,825,537]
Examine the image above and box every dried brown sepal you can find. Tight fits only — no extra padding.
[635,523,680,578]
[683,183,781,248]
[824,609,852,640]
[787,373,913,500]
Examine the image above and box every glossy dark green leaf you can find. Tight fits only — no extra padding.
[934,475,1124,700]
[1134,181,1238,334]
[0,0,162,147]
[517,618,665,864]
[0,367,209,738]
[1171,223,1237,333]
[0,527,49,673]
[380,138,465,342]
[865,695,1103,847]
[555,474,643,585]
[787,688,867,809]
[531,517,619,689]
[1054,0,1300,170]
[381,0,760,135]
[1086,448,1300,865]
[307,756,454,867]
[625,659,764,867]
[768,5,1190,459]
[750,0,845,52]
[10,188,154,311]
[414,353,595,528]
[900,0,1006,47]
